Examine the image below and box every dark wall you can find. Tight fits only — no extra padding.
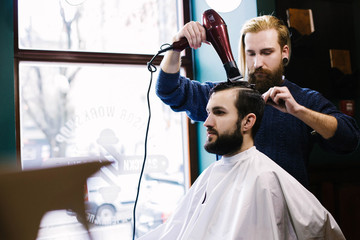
[277,0,358,100]
[256,0,277,15]
[275,1,360,239]
[275,0,360,164]
[0,0,16,165]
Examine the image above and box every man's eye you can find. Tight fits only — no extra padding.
[262,51,272,55]
[214,110,225,115]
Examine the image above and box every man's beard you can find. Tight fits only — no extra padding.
[204,121,243,156]
[248,62,284,94]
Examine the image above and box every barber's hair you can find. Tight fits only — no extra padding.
[210,81,265,137]
[238,15,291,76]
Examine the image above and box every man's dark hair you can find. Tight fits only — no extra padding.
[209,81,265,137]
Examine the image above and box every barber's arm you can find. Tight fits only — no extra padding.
[262,86,337,139]
[292,107,337,139]
[161,21,207,74]
[156,21,213,122]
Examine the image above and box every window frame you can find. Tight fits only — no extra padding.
[13,0,199,184]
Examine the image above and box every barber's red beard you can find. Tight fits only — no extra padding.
[248,62,284,94]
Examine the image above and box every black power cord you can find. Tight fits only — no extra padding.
[132,43,173,240]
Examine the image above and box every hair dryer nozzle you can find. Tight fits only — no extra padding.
[202,9,242,81]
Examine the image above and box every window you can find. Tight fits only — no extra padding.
[18,0,180,54]
[15,0,194,239]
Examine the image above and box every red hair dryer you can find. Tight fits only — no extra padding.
[172,9,242,81]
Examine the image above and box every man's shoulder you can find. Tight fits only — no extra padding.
[283,79,322,101]
[252,148,296,180]
[283,79,315,92]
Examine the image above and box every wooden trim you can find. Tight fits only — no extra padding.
[15,50,193,68]
[15,50,162,65]
[13,0,21,167]
[181,0,199,185]
[13,58,21,168]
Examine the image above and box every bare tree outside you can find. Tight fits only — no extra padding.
[20,1,83,159]
[17,1,188,239]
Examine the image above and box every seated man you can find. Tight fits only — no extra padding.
[139,81,344,240]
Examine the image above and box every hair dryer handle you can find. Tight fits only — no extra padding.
[172,37,190,52]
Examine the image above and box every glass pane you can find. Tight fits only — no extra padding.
[18,0,181,54]
[19,62,189,239]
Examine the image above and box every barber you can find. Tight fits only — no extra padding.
[155,15,360,187]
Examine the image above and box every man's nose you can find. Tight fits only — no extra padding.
[254,55,264,69]
[204,115,213,128]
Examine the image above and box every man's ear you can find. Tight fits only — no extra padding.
[242,113,256,133]
[282,44,290,59]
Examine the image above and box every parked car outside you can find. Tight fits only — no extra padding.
[67,172,185,237]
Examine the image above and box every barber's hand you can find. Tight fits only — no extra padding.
[262,86,302,115]
[174,21,209,49]
[162,22,209,74]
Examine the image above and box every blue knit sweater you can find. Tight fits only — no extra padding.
[156,70,360,187]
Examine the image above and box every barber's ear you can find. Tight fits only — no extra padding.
[282,45,289,58]
[242,113,256,132]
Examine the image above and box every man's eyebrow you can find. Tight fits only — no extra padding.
[260,47,275,52]
[246,47,275,52]
[210,106,226,112]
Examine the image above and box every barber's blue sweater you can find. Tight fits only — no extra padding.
[156,70,360,187]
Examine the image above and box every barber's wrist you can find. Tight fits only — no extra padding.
[290,104,306,117]
[161,51,181,74]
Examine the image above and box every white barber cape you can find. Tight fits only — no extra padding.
[138,147,345,240]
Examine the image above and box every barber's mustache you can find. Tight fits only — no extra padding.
[250,67,272,75]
